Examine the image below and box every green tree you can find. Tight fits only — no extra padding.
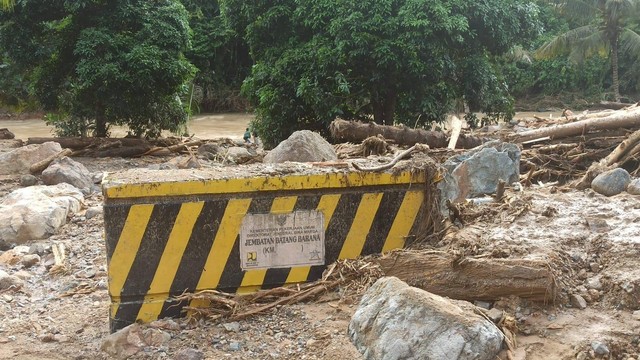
[536,0,640,102]
[227,0,541,147]
[0,0,195,137]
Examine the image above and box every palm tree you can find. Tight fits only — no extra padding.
[536,0,640,102]
[1,0,14,10]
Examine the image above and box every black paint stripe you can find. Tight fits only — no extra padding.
[160,199,230,318]
[104,204,131,261]
[405,197,428,247]
[361,191,405,255]
[306,193,362,282]
[115,203,181,324]
[261,195,323,289]
[217,197,274,293]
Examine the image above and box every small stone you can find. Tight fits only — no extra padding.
[2,294,13,302]
[306,339,317,347]
[39,334,56,343]
[570,294,587,309]
[591,341,610,356]
[0,337,9,344]
[577,269,588,280]
[632,310,640,321]
[21,254,40,268]
[229,342,241,351]
[589,262,600,272]
[586,277,603,290]
[85,206,103,220]
[487,308,504,323]
[20,174,38,187]
[28,243,48,256]
[576,351,589,360]
[474,301,491,309]
[143,328,171,347]
[627,178,640,195]
[588,289,600,301]
[53,334,69,343]
[222,322,241,333]
[174,348,204,360]
[0,270,23,291]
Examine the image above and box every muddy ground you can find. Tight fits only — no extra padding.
[0,143,639,360]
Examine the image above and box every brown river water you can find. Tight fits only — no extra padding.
[0,113,254,140]
[0,111,562,140]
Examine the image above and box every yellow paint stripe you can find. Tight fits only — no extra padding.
[104,171,426,199]
[338,193,384,259]
[285,194,341,284]
[190,199,251,308]
[238,196,298,293]
[382,191,424,252]
[108,204,154,318]
[136,202,204,323]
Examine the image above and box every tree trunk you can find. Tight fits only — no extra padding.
[376,251,555,302]
[95,105,107,138]
[510,106,640,143]
[330,119,490,149]
[611,35,621,103]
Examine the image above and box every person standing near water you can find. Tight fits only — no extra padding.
[243,128,251,143]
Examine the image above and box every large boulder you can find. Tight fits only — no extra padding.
[591,168,631,197]
[226,146,254,164]
[438,141,520,210]
[42,156,94,194]
[264,130,337,163]
[349,277,504,360]
[0,183,84,247]
[0,142,62,175]
[0,128,14,139]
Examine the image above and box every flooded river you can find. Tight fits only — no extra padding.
[0,113,254,140]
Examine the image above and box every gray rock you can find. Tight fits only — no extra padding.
[160,156,200,169]
[264,130,337,163]
[591,168,631,197]
[632,310,640,321]
[85,206,103,220]
[487,308,504,323]
[570,294,587,309]
[101,323,145,359]
[223,322,241,333]
[20,174,38,187]
[0,142,62,175]
[0,128,15,139]
[0,183,84,247]
[349,277,504,360]
[42,157,94,194]
[586,277,603,290]
[21,254,40,268]
[28,243,48,256]
[628,178,640,195]
[142,328,171,347]
[226,147,253,164]
[0,269,24,290]
[197,143,221,160]
[174,348,204,360]
[228,342,242,351]
[438,141,520,213]
[591,341,609,356]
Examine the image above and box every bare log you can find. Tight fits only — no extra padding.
[330,119,490,149]
[27,137,151,149]
[598,101,637,110]
[29,148,73,174]
[377,251,555,302]
[511,107,640,143]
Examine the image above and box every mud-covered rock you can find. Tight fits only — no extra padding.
[42,157,94,194]
[438,141,520,212]
[0,128,14,139]
[349,277,504,360]
[197,143,222,160]
[226,146,253,164]
[264,130,337,163]
[101,323,146,359]
[19,174,38,187]
[591,168,631,196]
[0,183,84,247]
[0,269,23,291]
[0,142,62,175]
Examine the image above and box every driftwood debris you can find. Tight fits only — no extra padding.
[330,119,489,149]
[29,148,73,174]
[352,144,429,172]
[511,104,640,143]
[376,251,555,302]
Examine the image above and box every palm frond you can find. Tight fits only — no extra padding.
[1,0,14,10]
[568,30,609,63]
[535,25,600,59]
[505,45,533,64]
[554,0,599,18]
[620,28,640,59]
[605,0,639,24]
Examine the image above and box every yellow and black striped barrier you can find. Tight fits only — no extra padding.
[103,168,429,331]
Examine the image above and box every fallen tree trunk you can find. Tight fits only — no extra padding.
[599,101,637,110]
[376,251,555,302]
[511,106,640,143]
[330,119,490,149]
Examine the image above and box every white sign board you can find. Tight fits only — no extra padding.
[240,210,325,270]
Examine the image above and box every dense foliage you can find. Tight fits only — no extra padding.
[1,0,195,137]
